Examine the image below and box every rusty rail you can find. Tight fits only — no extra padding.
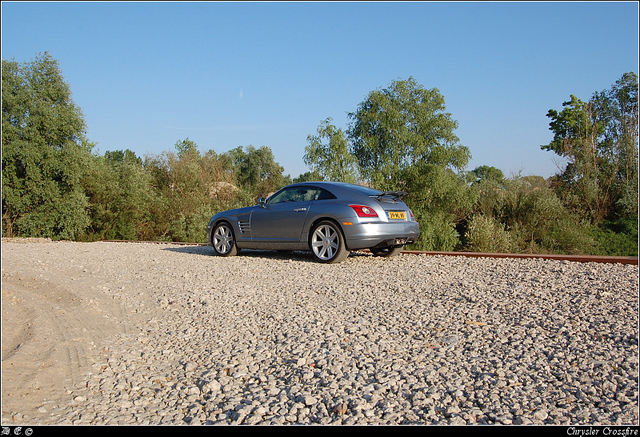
[401,250,638,265]
[100,240,638,265]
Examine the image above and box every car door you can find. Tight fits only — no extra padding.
[250,187,317,243]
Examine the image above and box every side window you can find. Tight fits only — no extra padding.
[269,187,319,205]
[315,188,337,200]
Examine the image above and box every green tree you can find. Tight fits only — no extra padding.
[2,52,93,239]
[542,72,638,223]
[593,72,638,218]
[293,170,323,183]
[175,137,200,160]
[143,140,209,242]
[82,149,153,241]
[347,77,473,250]
[223,145,290,197]
[401,162,477,251]
[542,94,609,222]
[304,118,359,183]
[143,139,249,243]
[469,165,504,184]
[348,77,470,190]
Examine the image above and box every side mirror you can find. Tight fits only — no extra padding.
[258,197,266,208]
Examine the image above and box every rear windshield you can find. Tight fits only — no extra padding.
[347,184,382,196]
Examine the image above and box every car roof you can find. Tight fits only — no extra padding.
[282,181,383,200]
[289,181,380,193]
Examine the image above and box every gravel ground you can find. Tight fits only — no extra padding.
[1,240,638,425]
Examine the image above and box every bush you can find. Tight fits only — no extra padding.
[410,210,461,252]
[538,218,597,255]
[464,214,514,253]
[591,217,639,256]
[467,176,598,254]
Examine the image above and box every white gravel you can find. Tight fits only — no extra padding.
[1,241,638,425]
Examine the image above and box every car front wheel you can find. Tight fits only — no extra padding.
[310,221,350,263]
[211,222,238,257]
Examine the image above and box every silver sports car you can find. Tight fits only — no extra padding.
[206,181,420,263]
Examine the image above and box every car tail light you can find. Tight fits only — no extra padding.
[349,205,378,217]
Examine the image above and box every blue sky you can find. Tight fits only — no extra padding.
[2,1,638,179]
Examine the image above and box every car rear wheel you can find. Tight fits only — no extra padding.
[370,245,404,257]
[310,221,350,263]
[211,222,238,257]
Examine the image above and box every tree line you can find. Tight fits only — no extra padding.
[2,53,638,256]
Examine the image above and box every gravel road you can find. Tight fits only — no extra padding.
[1,240,638,425]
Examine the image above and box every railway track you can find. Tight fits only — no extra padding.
[101,240,638,265]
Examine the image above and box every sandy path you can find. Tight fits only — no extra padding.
[1,239,151,423]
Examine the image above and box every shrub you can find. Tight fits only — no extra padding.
[591,217,639,256]
[464,214,514,253]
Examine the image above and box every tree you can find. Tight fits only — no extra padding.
[542,72,638,223]
[143,139,215,242]
[347,77,470,190]
[402,162,477,251]
[469,165,504,184]
[347,77,473,250]
[293,170,323,183]
[542,94,608,221]
[175,137,200,160]
[593,72,638,218]
[223,145,290,197]
[2,52,93,239]
[82,149,153,241]
[304,118,359,183]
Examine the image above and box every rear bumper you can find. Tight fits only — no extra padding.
[343,221,420,250]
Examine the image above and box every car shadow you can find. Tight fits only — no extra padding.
[161,245,371,262]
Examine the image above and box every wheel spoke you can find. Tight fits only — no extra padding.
[312,224,340,260]
[214,226,233,254]
[309,221,349,263]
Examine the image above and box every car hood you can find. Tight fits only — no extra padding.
[213,205,257,218]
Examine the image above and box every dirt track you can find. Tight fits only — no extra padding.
[1,238,155,423]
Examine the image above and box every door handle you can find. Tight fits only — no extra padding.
[294,207,307,212]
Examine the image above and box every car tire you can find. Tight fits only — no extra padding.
[310,220,350,263]
[211,222,238,257]
[370,245,404,257]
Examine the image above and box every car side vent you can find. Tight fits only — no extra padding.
[238,220,250,234]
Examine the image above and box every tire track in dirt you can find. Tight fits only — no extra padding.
[1,266,143,422]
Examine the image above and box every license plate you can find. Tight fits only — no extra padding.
[387,211,406,220]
